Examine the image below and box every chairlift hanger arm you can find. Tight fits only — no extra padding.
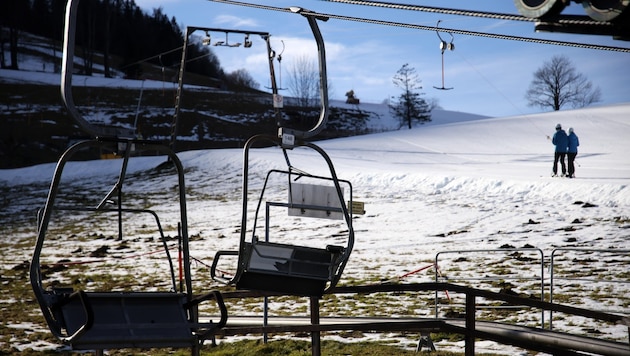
[61,0,135,138]
[434,20,454,90]
[265,34,280,96]
[275,7,330,142]
[303,10,330,140]
[435,20,454,53]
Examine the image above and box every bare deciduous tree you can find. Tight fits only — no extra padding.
[225,68,259,89]
[526,55,601,111]
[287,55,319,107]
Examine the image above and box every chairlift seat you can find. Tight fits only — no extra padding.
[236,242,344,296]
[52,290,214,350]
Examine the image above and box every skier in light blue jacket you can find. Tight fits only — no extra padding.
[567,127,579,178]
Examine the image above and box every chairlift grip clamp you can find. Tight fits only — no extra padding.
[278,127,306,149]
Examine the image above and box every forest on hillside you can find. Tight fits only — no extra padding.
[0,0,225,81]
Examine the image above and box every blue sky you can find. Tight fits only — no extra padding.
[133,0,629,117]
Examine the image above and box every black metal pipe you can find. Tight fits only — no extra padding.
[61,0,133,138]
[310,296,321,356]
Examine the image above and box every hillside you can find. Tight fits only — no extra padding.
[1,101,628,354]
[1,67,412,168]
[3,11,630,355]
[1,46,486,169]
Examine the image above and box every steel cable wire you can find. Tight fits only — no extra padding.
[207,0,630,53]
[323,0,615,26]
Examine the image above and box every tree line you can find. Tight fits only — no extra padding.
[0,0,223,80]
[0,1,601,118]
[387,55,601,129]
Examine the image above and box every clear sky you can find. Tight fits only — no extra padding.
[133,0,630,117]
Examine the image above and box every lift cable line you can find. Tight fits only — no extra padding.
[323,0,630,41]
[322,0,615,27]
[119,45,186,70]
[207,0,630,53]
[120,28,257,73]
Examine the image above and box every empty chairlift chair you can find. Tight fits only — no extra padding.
[211,8,355,297]
[31,2,225,353]
[30,139,227,355]
[212,135,355,297]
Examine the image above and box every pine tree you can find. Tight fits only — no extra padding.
[389,63,431,129]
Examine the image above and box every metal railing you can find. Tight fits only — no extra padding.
[435,248,545,326]
[210,283,630,356]
[550,248,630,329]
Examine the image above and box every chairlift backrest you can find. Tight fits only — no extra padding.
[288,183,345,220]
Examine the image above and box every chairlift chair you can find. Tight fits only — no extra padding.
[211,8,355,297]
[30,139,227,355]
[211,136,355,297]
[31,1,226,354]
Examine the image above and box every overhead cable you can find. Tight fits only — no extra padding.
[120,45,187,70]
[322,0,614,27]
[207,0,630,53]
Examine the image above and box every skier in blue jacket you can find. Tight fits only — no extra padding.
[551,123,569,177]
[567,127,579,178]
